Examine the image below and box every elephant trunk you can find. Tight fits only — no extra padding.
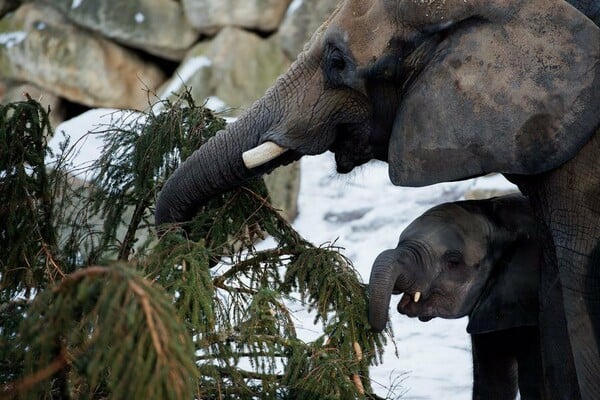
[155,96,285,226]
[368,249,412,333]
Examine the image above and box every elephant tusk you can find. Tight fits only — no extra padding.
[242,141,288,169]
[414,291,421,303]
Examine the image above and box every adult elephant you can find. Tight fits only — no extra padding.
[155,0,600,398]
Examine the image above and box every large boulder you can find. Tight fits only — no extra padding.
[182,0,292,35]
[159,27,290,115]
[277,0,339,59]
[0,81,64,128]
[45,0,198,60]
[263,163,300,222]
[0,3,165,109]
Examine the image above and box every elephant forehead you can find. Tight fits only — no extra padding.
[328,0,396,67]
[402,206,490,263]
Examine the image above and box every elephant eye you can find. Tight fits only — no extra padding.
[443,250,464,269]
[329,50,346,71]
[324,46,350,88]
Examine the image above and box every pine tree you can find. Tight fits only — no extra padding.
[0,92,393,399]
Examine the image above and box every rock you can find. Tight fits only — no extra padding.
[0,81,65,128]
[158,53,214,110]
[264,162,301,222]
[159,27,290,115]
[45,0,198,60]
[0,3,165,109]
[182,0,292,35]
[277,0,339,59]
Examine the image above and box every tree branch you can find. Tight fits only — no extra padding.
[128,279,167,363]
[213,247,296,286]
[0,348,69,400]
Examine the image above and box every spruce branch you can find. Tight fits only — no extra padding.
[11,265,198,400]
[213,247,296,286]
[0,347,69,400]
[128,279,168,362]
[0,97,58,299]
[2,94,394,399]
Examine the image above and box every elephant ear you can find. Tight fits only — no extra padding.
[388,0,600,186]
[466,195,541,334]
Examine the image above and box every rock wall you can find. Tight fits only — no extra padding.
[0,0,340,221]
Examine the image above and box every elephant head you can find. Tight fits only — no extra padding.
[154,0,600,226]
[368,194,541,334]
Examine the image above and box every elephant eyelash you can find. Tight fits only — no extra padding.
[323,45,353,88]
[443,250,464,268]
[329,49,346,70]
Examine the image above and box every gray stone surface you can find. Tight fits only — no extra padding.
[0,3,165,109]
[0,81,65,128]
[44,0,198,60]
[264,162,301,222]
[182,0,292,34]
[159,27,290,115]
[277,0,339,59]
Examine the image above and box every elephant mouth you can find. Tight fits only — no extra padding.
[397,291,423,312]
[396,290,436,322]
[329,122,378,173]
[241,120,378,174]
[241,121,370,172]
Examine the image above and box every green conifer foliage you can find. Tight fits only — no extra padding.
[0,97,57,301]
[0,92,392,399]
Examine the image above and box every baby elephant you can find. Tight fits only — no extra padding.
[368,194,545,400]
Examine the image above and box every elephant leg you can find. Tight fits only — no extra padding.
[471,332,518,400]
[513,326,547,400]
[537,234,580,399]
[551,206,600,399]
[512,128,600,399]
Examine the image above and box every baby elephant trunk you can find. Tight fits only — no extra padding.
[368,249,411,332]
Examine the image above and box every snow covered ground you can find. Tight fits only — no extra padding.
[290,153,518,399]
[50,109,519,399]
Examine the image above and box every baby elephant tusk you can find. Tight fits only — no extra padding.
[414,292,421,303]
[242,141,288,169]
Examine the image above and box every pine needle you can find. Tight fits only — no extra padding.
[1,92,393,399]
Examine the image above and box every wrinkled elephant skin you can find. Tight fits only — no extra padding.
[368,195,540,331]
[155,1,600,398]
